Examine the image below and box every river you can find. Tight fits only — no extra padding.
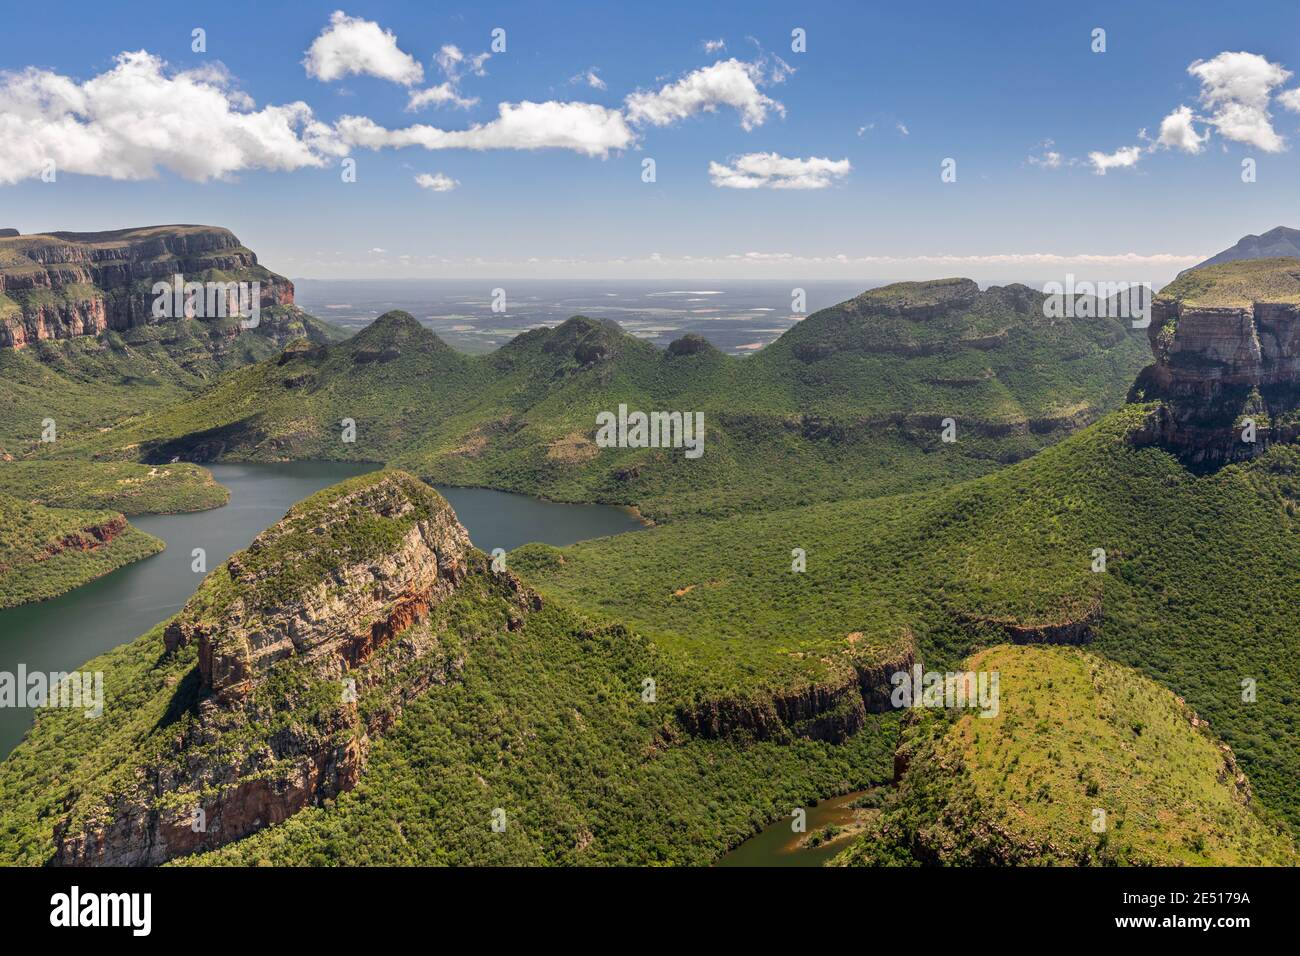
[714,789,873,867]
[0,462,645,757]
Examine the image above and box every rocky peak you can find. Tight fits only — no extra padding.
[1180,225,1300,275]
[54,470,541,865]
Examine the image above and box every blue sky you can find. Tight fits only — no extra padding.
[3,0,1300,283]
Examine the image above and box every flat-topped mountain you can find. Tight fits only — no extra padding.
[1132,257,1300,464]
[1180,225,1300,275]
[0,225,343,456]
[0,225,293,347]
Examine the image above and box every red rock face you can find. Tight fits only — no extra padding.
[0,226,295,349]
[52,475,542,867]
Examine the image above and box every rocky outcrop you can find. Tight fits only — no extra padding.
[52,471,540,866]
[1131,259,1300,465]
[0,225,297,349]
[671,634,918,745]
[955,597,1101,646]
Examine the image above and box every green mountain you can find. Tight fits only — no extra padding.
[61,278,1151,521]
[833,644,1297,866]
[0,225,344,457]
[1179,225,1300,275]
[0,491,162,609]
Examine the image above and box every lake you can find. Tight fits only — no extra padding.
[0,462,645,758]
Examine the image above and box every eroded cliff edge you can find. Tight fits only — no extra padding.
[1131,256,1300,465]
[50,470,541,866]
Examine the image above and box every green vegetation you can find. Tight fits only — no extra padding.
[64,278,1151,522]
[0,225,344,456]
[834,645,1297,866]
[0,492,162,608]
[0,460,227,514]
[518,407,1300,836]
[1157,256,1300,308]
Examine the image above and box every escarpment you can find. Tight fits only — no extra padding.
[0,225,323,354]
[50,471,541,866]
[1131,257,1300,465]
[671,633,918,745]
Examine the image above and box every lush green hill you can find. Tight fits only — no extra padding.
[834,644,1297,866]
[517,406,1300,836]
[0,492,162,608]
[61,278,1151,521]
[0,460,227,514]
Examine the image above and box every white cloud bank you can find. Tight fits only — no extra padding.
[709,152,850,189]
[338,101,635,158]
[0,51,340,183]
[625,57,788,130]
[303,10,424,86]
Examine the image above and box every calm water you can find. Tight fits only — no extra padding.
[0,462,644,758]
[715,790,871,867]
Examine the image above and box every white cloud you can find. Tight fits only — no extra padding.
[1087,145,1142,175]
[703,39,727,54]
[0,51,341,184]
[338,100,635,158]
[1027,140,1063,168]
[407,44,490,112]
[1156,105,1208,154]
[709,152,851,189]
[856,123,874,136]
[406,83,476,111]
[304,11,424,86]
[624,58,785,130]
[1278,88,1300,112]
[1187,51,1290,152]
[896,121,910,136]
[435,44,490,81]
[415,172,458,191]
[568,68,605,90]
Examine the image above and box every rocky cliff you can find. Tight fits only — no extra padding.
[1131,257,1300,465]
[0,225,294,347]
[51,470,540,866]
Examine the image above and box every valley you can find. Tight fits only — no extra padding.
[0,224,1296,869]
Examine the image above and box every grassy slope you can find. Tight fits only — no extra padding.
[0,460,227,514]
[1157,256,1300,308]
[62,279,1151,522]
[518,407,1300,835]
[0,491,162,608]
[835,645,1297,866]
